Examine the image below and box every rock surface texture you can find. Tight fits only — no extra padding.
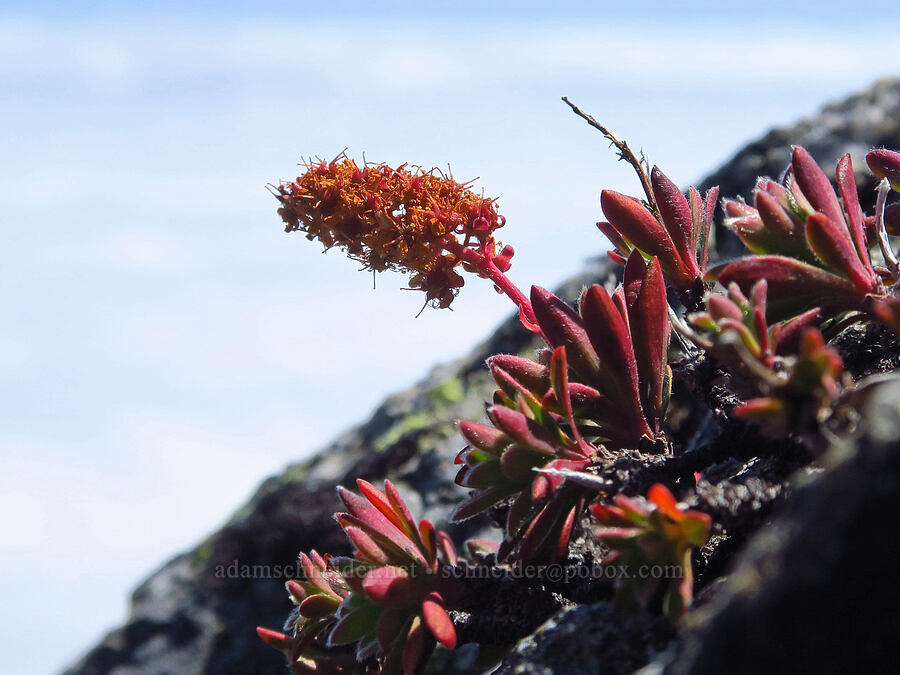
[63,78,900,675]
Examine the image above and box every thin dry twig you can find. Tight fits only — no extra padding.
[561,96,659,218]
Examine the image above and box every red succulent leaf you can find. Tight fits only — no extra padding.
[804,212,876,292]
[436,531,458,566]
[345,526,391,566]
[791,146,848,232]
[335,512,426,567]
[622,250,646,308]
[517,499,565,562]
[610,494,648,523]
[773,307,822,354]
[724,197,757,218]
[700,185,719,269]
[257,626,293,653]
[384,481,422,542]
[401,615,426,675]
[542,381,604,419]
[754,189,799,241]
[647,484,682,521]
[554,504,580,561]
[713,255,861,320]
[486,354,550,395]
[300,552,334,595]
[545,349,601,458]
[299,593,342,620]
[601,189,693,284]
[707,293,742,322]
[597,220,633,258]
[866,148,900,191]
[589,502,622,525]
[486,405,557,456]
[490,364,544,412]
[531,286,599,380]
[593,526,645,543]
[651,166,698,276]
[580,283,644,428]
[421,592,457,649]
[418,519,437,564]
[631,256,670,425]
[286,579,307,604]
[362,566,420,609]
[458,420,510,455]
[500,494,531,544]
[355,480,418,549]
[752,306,770,356]
[835,154,874,273]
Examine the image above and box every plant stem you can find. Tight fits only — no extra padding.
[561,97,659,219]
[441,239,541,333]
[874,178,900,280]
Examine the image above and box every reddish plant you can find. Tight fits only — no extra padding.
[531,250,672,445]
[689,279,821,371]
[452,345,602,562]
[734,327,845,435]
[274,154,535,326]
[711,147,887,321]
[591,484,711,622]
[452,250,673,561]
[867,148,900,192]
[263,126,900,674]
[259,480,463,675]
[599,168,718,293]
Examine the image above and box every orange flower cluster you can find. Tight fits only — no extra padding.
[276,155,509,309]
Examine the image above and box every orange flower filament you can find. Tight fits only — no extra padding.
[276,155,511,309]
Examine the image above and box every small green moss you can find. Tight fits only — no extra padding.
[278,462,310,485]
[426,378,465,405]
[373,411,433,452]
[192,540,214,570]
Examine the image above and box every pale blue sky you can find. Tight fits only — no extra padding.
[1,4,897,673]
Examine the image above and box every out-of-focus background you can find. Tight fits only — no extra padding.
[1,2,896,672]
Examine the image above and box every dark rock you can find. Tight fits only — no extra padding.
[494,602,675,675]
[656,377,900,675]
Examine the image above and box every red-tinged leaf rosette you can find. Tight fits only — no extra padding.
[591,484,711,622]
[260,480,463,674]
[714,147,883,322]
[598,167,718,293]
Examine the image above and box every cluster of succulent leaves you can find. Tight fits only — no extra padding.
[259,479,462,674]
[591,483,711,623]
[259,132,900,674]
[452,250,672,564]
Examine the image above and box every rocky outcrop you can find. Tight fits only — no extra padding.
[657,377,900,675]
[63,77,900,675]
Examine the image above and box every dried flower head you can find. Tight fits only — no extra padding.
[275,155,509,309]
